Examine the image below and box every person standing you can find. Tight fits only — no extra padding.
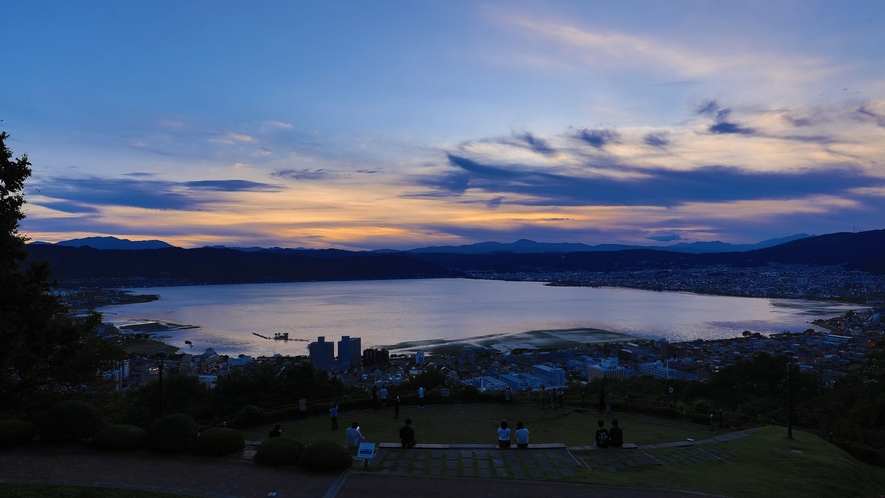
[539,386,547,408]
[557,388,564,408]
[418,386,425,408]
[515,421,529,449]
[605,390,613,413]
[393,396,401,419]
[299,396,308,419]
[380,385,388,409]
[372,385,379,410]
[329,403,339,430]
[549,387,556,409]
[399,418,417,448]
[497,420,511,448]
[504,386,512,406]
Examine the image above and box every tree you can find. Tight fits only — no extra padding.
[0,129,123,415]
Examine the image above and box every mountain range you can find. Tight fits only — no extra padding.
[24,229,885,287]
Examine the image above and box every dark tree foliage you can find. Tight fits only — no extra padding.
[212,360,344,413]
[0,129,123,415]
[699,352,821,421]
[121,373,214,427]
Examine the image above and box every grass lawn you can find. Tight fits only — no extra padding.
[243,404,718,447]
[6,405,884,497]
[571,425,885,498]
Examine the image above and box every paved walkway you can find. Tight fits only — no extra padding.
[0,429,755,498]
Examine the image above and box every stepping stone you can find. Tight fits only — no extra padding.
[463,468,475,476]
[495,467,508,477]
[479,469,492,478]
[528,468,543,478]
[513,469,526,479]
[447,460,458,470]
[560,468,574,477]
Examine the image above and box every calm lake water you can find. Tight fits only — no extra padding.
[100,279,860,357]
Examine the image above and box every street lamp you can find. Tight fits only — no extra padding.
[156,350,167,418]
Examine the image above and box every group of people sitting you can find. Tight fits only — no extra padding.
[497,420,530,448]
[339,417,623,450]
[594,419,623,448]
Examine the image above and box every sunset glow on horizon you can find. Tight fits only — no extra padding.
[3,1,885,250]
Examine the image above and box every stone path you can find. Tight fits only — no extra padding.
[570,428,757,473]
[370,445,584,479]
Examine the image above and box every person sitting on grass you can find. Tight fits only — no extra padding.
[595,419,609,448]
[399,418,417,448]
[269,424,282,438]
[497,420,511,448]
[515,421,529,449]
[346,422,366,449]
[608,419,623,448]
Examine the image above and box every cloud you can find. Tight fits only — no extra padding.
[644,132,669,148]
[708,107,755,135]
[856,103,885,127]
[31,176,282,211]
[576,128,619,148]
[183,180,282,192]
[647,233,682,242]
[516,132,556,155]
[696,100,719,115]
[271,169,334,181]
[424,154,883,208]
[37,201,100,214]
[709,122,755,135]
[486,196,504,209]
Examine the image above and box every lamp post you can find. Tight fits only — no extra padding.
[156,350,167,418]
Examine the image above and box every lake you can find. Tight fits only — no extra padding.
[100,278,860,357]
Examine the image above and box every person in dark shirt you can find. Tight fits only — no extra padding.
[269,424,282,438]
[608,419,624,448]
[399,418,417,448]
[594,420,609,448]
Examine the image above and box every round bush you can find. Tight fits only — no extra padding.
[253,436,304,466]
[0,420,38,447]
[233,405,264,429]
[192,427,246,456]
[91,424,146,451]
[146,413,198,453]
[298,440,353,471]
[40,400,105,442]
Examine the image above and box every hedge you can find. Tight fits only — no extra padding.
[298,440,353,471]
[192,427,246,456]
[0,420,38,447]
[39,400,105,442]
[253,436,304,466]
[91,424,147,451]
[146,413,199,453]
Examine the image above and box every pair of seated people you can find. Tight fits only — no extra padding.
[594,419,624,448]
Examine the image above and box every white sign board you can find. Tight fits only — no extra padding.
[357,442,375,459]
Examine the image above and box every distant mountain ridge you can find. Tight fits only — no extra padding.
[22,229,885,286]
[403,234,812,254]
[42,234,812,254]
[52,236,174,250]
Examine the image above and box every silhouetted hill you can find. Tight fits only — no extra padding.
[23,229,885,287]
[24,245,453,286]
[407,230,885,275]
[54,236,174,250]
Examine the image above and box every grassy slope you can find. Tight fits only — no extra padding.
[243,405,885,497]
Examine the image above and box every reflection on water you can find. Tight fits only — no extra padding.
[100,279,861,357]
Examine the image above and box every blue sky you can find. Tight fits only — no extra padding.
[2,1,884,250]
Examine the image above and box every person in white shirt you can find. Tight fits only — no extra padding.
[515,421,529,448]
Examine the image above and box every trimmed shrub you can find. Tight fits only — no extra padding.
[298,440,353,471]
[91,424,147,451]
[0,420,38,447]
[40,400,105,442]
[254,436,304,466]
[192,427,246,457]
[233,405,264,429]
[146,413,198,453]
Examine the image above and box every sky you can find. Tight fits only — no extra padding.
[2,1,885,250]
